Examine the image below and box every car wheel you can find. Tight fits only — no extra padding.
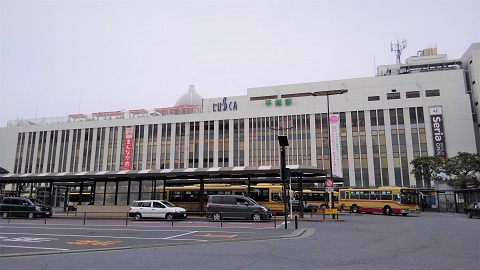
[28,213,34,219]
[252,213,261,222]
[212,213,221,221]
[2,212,8,219]
[384,206,392,215]
[134,213,142,221]
[351,204,359,213]
[467,211,472,218]
[166,213,173,221]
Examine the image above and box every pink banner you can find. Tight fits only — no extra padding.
[122,127,133,170]
[329,114,343,177]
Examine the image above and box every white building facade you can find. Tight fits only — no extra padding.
[1,43,479,190]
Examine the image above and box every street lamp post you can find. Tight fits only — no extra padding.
[271,127,292,229]
[277,135,289,229]
[309,89,348,218]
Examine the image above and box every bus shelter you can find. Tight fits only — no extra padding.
[0,165,332,214]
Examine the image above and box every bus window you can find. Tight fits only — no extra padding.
[401,193,419,205]
[272,192,282,202]
[252,188,269,202]
[381,191,392,200]
[394,194,401,203]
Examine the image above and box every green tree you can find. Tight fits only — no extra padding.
[444,152,480,188]
[410,156,443,189]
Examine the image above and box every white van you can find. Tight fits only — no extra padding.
[128,200,187,221]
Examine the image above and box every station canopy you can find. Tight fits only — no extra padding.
[0,165,338,185]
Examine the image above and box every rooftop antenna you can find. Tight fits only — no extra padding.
[391,39,407,64]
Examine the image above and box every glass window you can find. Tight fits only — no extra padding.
[381,191,392,200]
[252,188,269,202]
[425,89,440,97]
[406,91,420,98]
[387,92,401,100]
[143,202,151,207]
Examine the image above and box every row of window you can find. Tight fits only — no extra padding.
[13,107,431,188]
[347,190,393,200]
[368,89,440,101]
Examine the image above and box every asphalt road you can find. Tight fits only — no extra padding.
[0,211,478,270]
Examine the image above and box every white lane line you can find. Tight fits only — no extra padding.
[0,232,205,241]
[438,213,455,217]
[0,245,69,251]
[0,226,254,234]
[0,226,193,233]
[163,231,197,239]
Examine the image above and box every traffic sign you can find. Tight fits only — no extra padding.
[325,179,334,187]
[325,209,338,215]
[325,187,334,193]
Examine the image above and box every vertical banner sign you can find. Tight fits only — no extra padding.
[122,126,133,170]
[329,114,343,177]
[429,106,447,161]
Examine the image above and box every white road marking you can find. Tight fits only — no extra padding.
[163,231,197,239]
[3,237,57,243]
[0,225,261,234]
[0,226,196,233]
[0,232,205,241]
[0,245,69,251]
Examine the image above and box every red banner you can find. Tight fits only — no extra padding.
[122,127,133,170]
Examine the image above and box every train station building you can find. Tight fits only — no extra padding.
[1,43,479,208]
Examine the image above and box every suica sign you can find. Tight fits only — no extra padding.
[213,97,238,112]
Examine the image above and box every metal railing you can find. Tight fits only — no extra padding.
[0,210,281,228]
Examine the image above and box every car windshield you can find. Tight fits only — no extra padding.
[29,198,45,206]
[245,197,259,205]
[161,201,176,207]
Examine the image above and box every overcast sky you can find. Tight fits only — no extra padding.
[1,0,479,127]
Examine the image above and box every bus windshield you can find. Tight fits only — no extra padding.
[400,192,419,205]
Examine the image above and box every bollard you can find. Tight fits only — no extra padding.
[274,212,276,228]
[83,212,87,226]
[294,213,298,229]
[125,213,129,226]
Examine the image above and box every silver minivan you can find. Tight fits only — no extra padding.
[206,195,271,222]
[128,200,187,221]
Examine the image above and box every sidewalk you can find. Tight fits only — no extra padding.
[51,207,348,221]
[284,212,348,222]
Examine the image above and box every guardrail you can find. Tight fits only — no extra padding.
[0,210,281,228]
[1,210,51,224]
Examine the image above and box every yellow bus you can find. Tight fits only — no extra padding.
[69,192,93,205]
[166,183,288,214]
[166,184,247,212]
[248,183,286,214]
[293,189,339,211]
[338,187,420,216]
